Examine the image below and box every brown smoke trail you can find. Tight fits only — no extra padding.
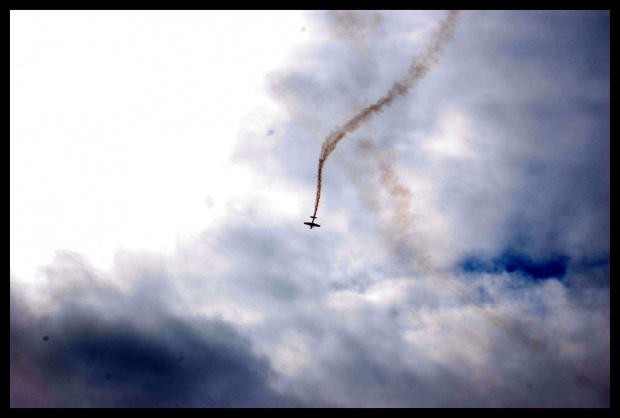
[312,10,460,218]
[351,141,544,352]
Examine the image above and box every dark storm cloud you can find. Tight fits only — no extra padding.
[10,257,302,408]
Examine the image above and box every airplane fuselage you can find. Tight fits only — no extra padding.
[304,215,320,229]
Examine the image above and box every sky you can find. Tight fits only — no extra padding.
[10,10,609,407]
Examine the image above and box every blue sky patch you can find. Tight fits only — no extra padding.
[460,249,570,281]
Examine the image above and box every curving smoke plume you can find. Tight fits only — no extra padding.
[312,10,461,218]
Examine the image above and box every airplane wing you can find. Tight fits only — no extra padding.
[303,222,312,226]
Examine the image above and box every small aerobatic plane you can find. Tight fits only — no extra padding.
[304,216,320,229]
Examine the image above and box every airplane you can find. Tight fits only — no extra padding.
[304,215,320,229]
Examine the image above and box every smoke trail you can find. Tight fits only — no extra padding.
[312,10,460,217]
[351,141,544,352]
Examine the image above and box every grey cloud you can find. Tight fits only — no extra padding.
[10,220,610,407]
[273,10,610,265]
[11,11,609,408]
[10,253,303,408]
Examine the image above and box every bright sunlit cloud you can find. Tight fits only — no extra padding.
[11,10,308,281]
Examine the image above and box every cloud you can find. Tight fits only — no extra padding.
[11,11,609,408]
[326,11,385,55]
[10,254,303,408]
[421,108,477,161]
